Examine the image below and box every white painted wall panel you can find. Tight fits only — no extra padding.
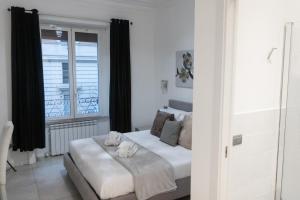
[154,0,195,107]
[230,110,279,200]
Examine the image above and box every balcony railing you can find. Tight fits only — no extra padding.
[45,96,99,118]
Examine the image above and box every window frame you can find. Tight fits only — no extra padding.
[72,28,102,119]
[41,24,106,122]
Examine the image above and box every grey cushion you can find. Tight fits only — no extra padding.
[160,120,182,146]
[151,111,175,137]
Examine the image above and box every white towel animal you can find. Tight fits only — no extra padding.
[104,131,122,146]
[117,141,138,158]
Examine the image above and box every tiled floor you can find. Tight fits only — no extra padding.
[4,156,190,200]
[5,156,80,200]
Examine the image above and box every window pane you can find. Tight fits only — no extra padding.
[41,29,71,119]
[75,32,99,115]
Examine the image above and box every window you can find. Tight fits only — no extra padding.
[41,26,103,120]
[74,32,99,115]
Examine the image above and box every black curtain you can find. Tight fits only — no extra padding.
[11,7,45,151]
[109,19,132,133]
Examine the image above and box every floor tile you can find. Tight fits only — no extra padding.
[33,162,65,183]
[37,174,78,200]
[6,183,39,200]
[34,156,63,167]
[6,167,35,188]
[13,163,33,171]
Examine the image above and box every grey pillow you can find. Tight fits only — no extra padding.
[151,111,175,137]
[160,120,182,146]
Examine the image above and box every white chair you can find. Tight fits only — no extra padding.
[0,122,14,200]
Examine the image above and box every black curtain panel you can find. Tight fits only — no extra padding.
[11,7,45,151]
[109,19,132,133]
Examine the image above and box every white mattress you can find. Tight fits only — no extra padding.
[69,130,191,199]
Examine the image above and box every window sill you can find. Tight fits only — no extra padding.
[46,116,109,126]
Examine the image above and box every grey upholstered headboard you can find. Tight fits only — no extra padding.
[168,99,193,112]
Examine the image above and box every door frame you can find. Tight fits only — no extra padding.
[217,0,239,199]
[191,0,238,199]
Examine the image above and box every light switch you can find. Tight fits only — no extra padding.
[233,135,243,146]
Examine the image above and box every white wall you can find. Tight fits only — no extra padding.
[230,110,280,200]
[0,0,158,132]
[154,0,195,107]
[229,0,285,199]
[285,0,300,22]
[233,0,284,113]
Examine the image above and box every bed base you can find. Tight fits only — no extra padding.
[64,153,190,200]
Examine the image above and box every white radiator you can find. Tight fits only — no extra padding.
[49,120,99,156]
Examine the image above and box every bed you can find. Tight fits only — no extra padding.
[64,100,192,200]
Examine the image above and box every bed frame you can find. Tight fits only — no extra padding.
[64,99,192,200]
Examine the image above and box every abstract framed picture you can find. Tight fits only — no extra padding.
[176,50,194,88]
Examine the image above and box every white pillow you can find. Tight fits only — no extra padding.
[159,107,192,121]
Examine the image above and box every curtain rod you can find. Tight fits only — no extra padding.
[7,8,133,25]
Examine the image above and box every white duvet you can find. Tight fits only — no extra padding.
[69,130,192,199]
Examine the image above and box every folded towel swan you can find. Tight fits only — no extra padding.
[117,141,139,158]
[104,131,122,146]
[104,131,138,158]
